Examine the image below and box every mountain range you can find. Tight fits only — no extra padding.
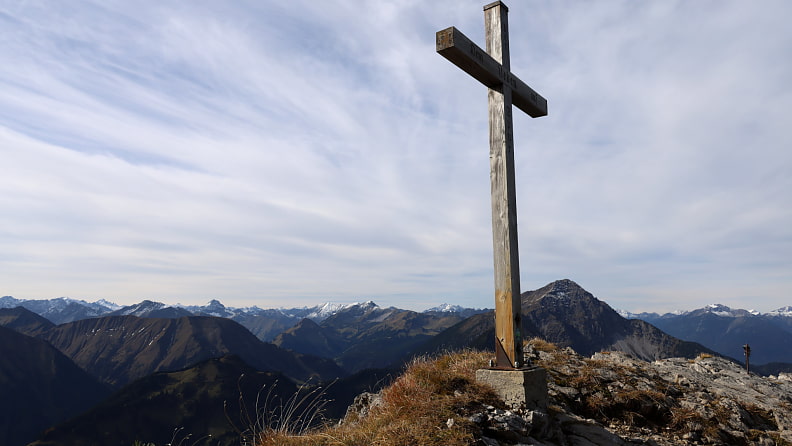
[2,280,789,445]
[417,279,716,362]
[273,301,466,372]
[0,295,483,342]
[621,303,792,368]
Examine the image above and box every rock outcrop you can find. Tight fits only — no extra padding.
[480,342,792,445]
[346,341,792,445]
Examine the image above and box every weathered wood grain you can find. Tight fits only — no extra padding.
[485,1,523,369]
[436,27,547,118]
[436,1,546,368]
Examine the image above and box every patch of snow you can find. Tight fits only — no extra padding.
[703,304,740,317]
[305,302,354,321]
[616,309,635,318]
[425,303,464,313]
[94,299,121,311]
[766,306,792,317]
[0,296,23,308]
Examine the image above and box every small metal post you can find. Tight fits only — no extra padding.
[743,343,751,374]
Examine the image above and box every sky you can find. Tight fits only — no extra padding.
[1,1,790,313]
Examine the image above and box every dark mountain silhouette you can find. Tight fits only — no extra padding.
[230,310,305,342]
[39,315,344,387]
[273,302,463,372]
[0,306,55,337]
[0,325,110,446]
[766,306,792,333]
[417,279,714,361]
[274,318,347,359]
[753,362,792,376]
[29,355,402,446]
[28,355,300,446]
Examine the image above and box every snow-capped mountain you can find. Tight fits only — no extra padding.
[109,300,192,318]
[303,302,358,321]
[175,300,362,323]
[425,303,466,313]
[767,306,792,317]
[619,302,792,366]
[178,299,238,318]
[0,296,118,324]
[619,303,777,321]
[423,303,489,319]
[695,304,759,317]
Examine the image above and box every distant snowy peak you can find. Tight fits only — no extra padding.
[201,299,232,317]
[698,304,759,317]
[282,301,379,322]
[94,299,122,311]
[621,303,775,320]
[305,302,357,321]
[175,299,237,317]
[115,300,168,316]
[703,304,737,317]
[0,296,23,307]
[206,299,225,309]
[0,296,120,324]
[425,303,466,313]
[423,303,490,318]
[616,309,649,320]
[767,306,792,317]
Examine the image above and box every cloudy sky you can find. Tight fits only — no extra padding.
[1,1,790,313]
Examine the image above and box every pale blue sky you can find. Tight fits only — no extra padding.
[1,0,790,312]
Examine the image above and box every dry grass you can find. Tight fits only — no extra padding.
[526,337,558,353]
[254,350,499,446]
[669,406,705,431]
[769,432,792,446]
[569,361,606,389]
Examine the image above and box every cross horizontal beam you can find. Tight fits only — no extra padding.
[436,26,547,118]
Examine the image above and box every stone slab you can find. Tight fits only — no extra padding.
[476,366,548,410]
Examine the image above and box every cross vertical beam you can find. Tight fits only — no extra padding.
[485,1,521,369]
[437,1,547,369]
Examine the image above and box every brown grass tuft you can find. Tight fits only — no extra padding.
[526,337,558,352]
[254,350,499,446]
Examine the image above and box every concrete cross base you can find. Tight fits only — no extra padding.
[476,366,548,410]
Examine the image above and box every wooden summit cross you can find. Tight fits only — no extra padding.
[437,1,547,369]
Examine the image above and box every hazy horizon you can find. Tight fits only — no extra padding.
[2,278,789,315]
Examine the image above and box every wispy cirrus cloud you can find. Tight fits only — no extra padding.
[0,0,790,312]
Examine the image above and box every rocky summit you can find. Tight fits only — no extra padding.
[473,342,792,445]
[345,342,792,446]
